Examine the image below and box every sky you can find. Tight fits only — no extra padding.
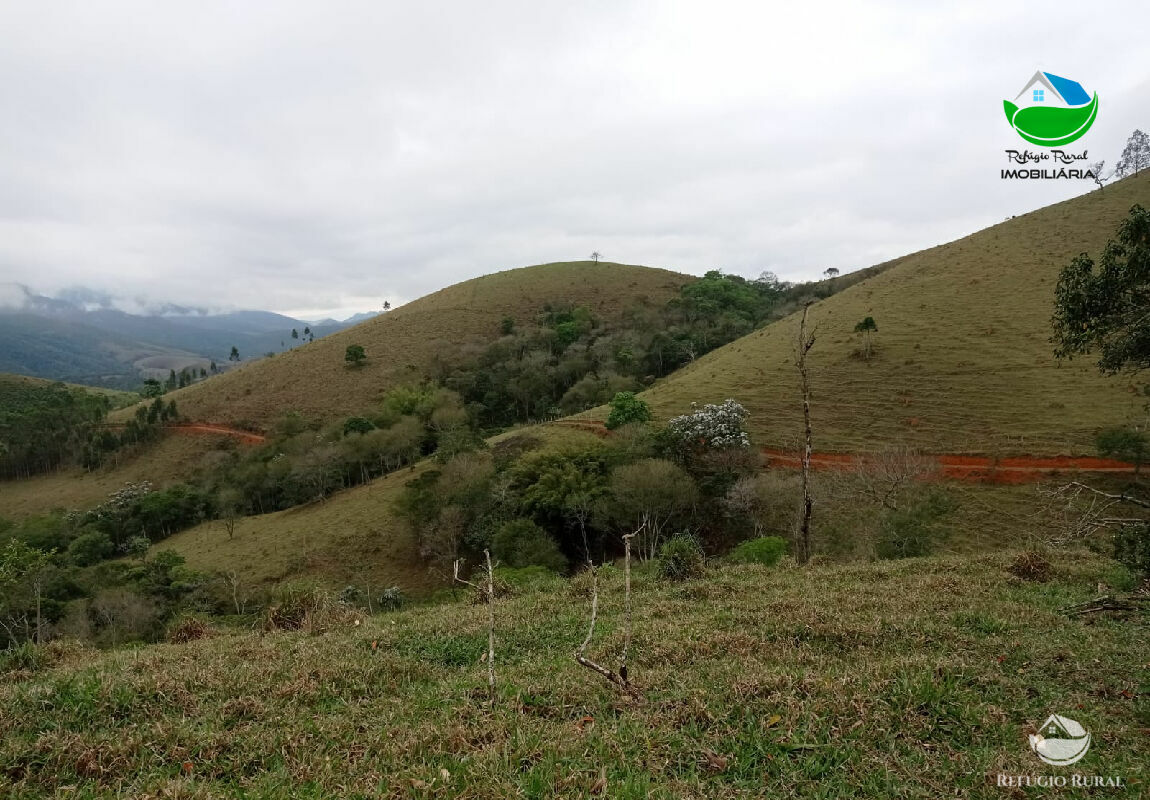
[0,1,1146,320]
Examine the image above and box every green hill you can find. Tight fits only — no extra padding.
[145,261,689,430]
[602,173,1150,455]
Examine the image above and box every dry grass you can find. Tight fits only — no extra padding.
[118,261,687,431]
[590,173,1150,455]
[0,550,1143,797]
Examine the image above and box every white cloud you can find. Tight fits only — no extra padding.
[0,0,1145,315]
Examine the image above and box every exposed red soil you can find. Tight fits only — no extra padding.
[551,419,1135,485]
[99,421,266,444]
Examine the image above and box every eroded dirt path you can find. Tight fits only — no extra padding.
[100,422,267,444]
[551,420,1135,484]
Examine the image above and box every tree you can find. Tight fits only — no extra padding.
[824,267,840,278]
[304,326,313,342]
[854,316,878,360]
[795,302,817,564]
[345,344,367,367]
[291,328,299,340]
[590,251,602,263]
[1096,427,1148,477]
[383,300,392,311]
[229,346,240,362]
[1088,160,1113,192]
[0,539,53,646]
[1115,129,1150,178]
[605,458,697,560]
[605,391,652,430]
[1052,204,1150,374]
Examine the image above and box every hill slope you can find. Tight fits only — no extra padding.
[145,262,688,430]
[617,174,1150,455]
[1,550,1141,797]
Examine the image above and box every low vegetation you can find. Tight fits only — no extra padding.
[0,550,1142,797]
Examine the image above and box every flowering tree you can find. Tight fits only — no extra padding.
[665,399,751,453]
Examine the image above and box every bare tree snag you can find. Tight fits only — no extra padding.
[575,525,643,699]
[795,301,817,563]
[454,550,496,698]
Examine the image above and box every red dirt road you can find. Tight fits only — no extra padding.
[100,421,267,444]
[551,419,1135,484]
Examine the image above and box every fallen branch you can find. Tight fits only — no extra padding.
[1059,594,1148,616]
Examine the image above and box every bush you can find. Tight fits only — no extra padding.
[658,534,705,581]
[67,531,114,567]
[1113,523,1149,579]
[729,536,787,567]
[491,519,567,572]
[874,489,954,559]
[343,416,376,436]
[378,586,406,611]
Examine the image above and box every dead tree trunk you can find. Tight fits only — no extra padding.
[454,550,496,699]
[575,525,643,699]
[796,301,817,564]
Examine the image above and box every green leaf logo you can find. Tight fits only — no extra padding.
[1003,71,1098,147]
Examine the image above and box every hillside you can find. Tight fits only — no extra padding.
[605,174,1150,455]
[143,262,688,430]
[1,550,1142,797]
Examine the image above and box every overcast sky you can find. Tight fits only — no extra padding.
[0,1,1146,319]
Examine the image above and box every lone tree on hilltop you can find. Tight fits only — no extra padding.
[345,344,367,367]
[1116,129,1150,178]
[854,316,878,360]
[229,346,240,362]
[590,251,602,263]
[824,267,840,279]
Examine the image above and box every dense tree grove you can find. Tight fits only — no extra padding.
[437,270,853,428]
[0,381,112,479]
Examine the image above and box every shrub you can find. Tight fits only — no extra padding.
[491,519,567,572]
[729,536,787,567]
[343,416,376,436]
[1113,523,1149,579]
[875,489,954,559]
[606,391,652,430]
[67,531,114,567]
[378,586,406,611]
[1007,550,1054,582]
[263,582,357,633]
[345,344,367,366]
[658,534,705,581]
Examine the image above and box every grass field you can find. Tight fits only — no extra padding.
[587,173,1150,456]
[123,261,688,431]
[1,549,1143,798]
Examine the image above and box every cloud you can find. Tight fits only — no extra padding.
[0,0,1146,317]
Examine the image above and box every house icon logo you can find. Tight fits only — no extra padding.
[1029,713,1092,766]
[1003,71,1098,147]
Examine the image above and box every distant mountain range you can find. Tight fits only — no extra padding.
[0,284,379,389]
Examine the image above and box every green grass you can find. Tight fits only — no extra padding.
[0,550,1144,798]
[586,172,1150,456]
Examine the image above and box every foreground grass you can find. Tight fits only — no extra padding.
[1,551,1145,798]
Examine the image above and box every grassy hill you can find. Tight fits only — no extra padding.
[143,262,688,430]
[1,549,1142,798]
[601,174,1150,455]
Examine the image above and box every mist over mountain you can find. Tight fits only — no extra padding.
[0,284,379,388]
